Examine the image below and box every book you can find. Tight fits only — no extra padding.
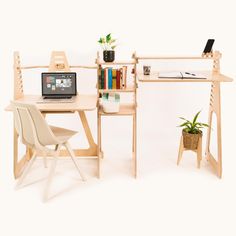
[116,69,121,89]
[108,68,113,89]
[112,69,116,89]
[104,68,109,89]
[158,71,206,79]
[101,68,104,89]
[98,69,102,89]
[122,66,127,88]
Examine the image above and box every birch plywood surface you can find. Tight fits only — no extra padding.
[6,94,97,112]
[137,71,233,83]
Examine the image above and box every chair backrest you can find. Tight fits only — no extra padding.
[11,101,59,148]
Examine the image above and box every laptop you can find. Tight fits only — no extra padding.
[37,72,77,103]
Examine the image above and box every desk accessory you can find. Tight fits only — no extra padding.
[98,33,116,62]
[143,65,151,75]
[202,39,215,57]
[158,71,206,79]
[101,93,120,113]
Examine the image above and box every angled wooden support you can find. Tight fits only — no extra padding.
[177,136,202,168]
[205,51,222,178]
[205,81,222,178]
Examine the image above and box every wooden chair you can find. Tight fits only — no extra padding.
[11,101,85,201]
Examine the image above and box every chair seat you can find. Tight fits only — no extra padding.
[50,126,78,143]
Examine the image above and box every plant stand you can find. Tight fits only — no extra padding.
[177,135,202,168]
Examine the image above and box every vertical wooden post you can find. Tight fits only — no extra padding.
[205,51,222,178]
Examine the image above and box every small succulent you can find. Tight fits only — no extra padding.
[179,111,209,134]
[98,33,116,51]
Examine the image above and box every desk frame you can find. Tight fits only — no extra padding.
[12,51,99,178]
[136,51,232,178]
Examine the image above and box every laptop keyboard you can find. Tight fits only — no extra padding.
[36,97,75,103]
[44,96,72,99]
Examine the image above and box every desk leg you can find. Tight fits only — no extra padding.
[56,111,98,157]
[133,113,137,178]
[97,113,101,178]
[205,82,222,178]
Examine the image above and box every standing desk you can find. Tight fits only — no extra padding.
[136,51,233,178]
[6,51,99,179]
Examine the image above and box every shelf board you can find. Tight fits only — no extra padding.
[96,60,136,65]
[137,71,233,83]
[136,55,215,60]
[99,103,136,116]
[98,85,136,93]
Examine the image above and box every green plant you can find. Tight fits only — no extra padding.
[179,111,209,134]
[98,33,116,51]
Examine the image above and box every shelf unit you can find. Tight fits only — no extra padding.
[96,52,138,177]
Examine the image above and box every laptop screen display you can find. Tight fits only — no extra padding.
[42,73,77,96]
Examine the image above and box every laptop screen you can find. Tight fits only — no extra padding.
[42,72,77,96]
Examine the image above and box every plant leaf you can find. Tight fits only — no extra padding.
[179,117,190,122]
[192,110,201,124]
[106,33,111,43]
[98,38,103,44]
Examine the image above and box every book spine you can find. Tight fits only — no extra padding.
[101,68,104,89]
[104,68,108,89]
[120,68,123,89]
[112,69,116,89]
[108,68,113,89]
[98,68,101,89]
[116,69,120,89]
[122,66,127,88]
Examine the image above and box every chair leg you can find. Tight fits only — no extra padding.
[43,157,57,202]
[64,142,86,181]
[16,150,37,188]
[43,144,60,202]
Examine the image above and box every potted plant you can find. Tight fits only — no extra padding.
[178,111,209,150]
[98,33,116,62]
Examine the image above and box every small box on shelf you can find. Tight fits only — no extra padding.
[101,93,120,113]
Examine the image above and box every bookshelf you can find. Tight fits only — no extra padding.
[96,52,138,177]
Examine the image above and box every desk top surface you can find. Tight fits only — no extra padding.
[137,71,233,83]
[5,94,97,112]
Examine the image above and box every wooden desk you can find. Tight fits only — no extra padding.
[6,94,99,179]
[136,52,233,178]
[7,51,100,179]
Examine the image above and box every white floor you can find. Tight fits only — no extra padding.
[1,130,236,236]
[1,82,236,236]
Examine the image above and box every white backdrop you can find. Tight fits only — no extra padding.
[1,0,236,236]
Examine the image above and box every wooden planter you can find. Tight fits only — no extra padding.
[103,50,115,62]
[182,130,202,150]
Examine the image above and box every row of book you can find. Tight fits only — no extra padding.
[98,66,127,90]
